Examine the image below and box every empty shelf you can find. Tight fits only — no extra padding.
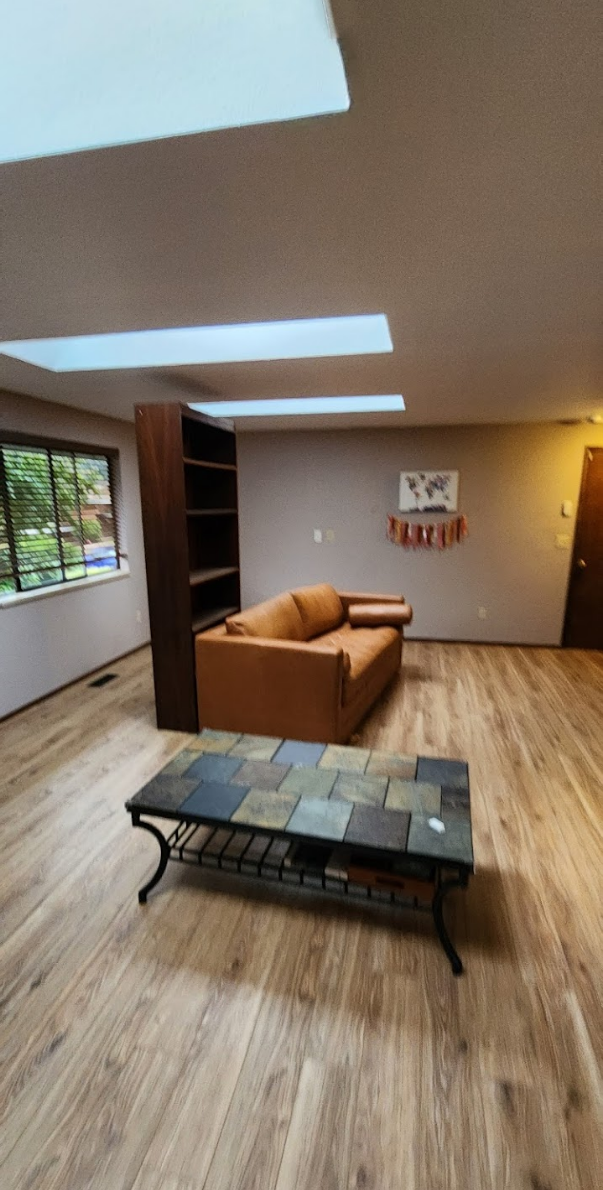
[191,605,239,633]
[183,458,237,472]
[189,566,239,587]
[186,508,238,517]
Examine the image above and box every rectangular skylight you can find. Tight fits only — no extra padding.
[2,0,349,163]
[0,316,393,372]
[190,396,405,417]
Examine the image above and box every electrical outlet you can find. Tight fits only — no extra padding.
[325,529,335,543]
[477,606,487,620]
[555,533,571,549]
[313,528,323,544]
[136,609,142,623]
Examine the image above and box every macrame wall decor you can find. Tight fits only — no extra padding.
[387,514,468,550]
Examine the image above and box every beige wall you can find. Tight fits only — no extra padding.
[0,390,150,717]
[2,406,601,721]
[237,422,603,645]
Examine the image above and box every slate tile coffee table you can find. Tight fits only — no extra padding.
[126,731,474,974]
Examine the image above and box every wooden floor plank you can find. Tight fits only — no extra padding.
[0,642,601,1190]
[275,1057,359,1190]
[200,910,323,1190]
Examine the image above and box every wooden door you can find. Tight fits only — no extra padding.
[563,447,603,648]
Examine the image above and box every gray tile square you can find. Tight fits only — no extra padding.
[318,744,370,773]
[331,772,388,807]
[231,789,299,830]
[231,759,290,790]
[187,729,242,753]
[179,782,250,822]
[385,780,422,813]
[365,751,418,779]
[416,757,469,793]
[229,734,283,761]
[183,753,244,784]
[441,783,470,808]
[344,805,410,851]
[417,783,442,816]
[286,796,353,842]
[441,786,471,822]
[128,774,200,812]
[407,815,473,866]
[279,766,337,799]
[161,749,199,776]
[272,739,326,767]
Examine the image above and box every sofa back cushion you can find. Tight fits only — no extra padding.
[225,592,305,640]
[290,583,344,640]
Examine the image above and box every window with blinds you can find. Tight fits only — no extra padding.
[0,438,120,596]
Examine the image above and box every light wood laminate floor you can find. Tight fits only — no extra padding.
[0,643,601,1190]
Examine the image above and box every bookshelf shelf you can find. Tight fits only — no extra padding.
[186,509,238,517]
[183,458,237,472]
[189,566,239,587]
[191,604,239,633]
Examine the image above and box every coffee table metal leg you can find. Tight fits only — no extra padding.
[432,874,467,976]
[131,813,170,903]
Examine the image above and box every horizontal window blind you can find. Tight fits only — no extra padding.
[0,441,120,595]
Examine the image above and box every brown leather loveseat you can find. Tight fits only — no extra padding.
[195,583,413,743]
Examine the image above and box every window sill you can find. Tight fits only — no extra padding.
[0,564,131,610]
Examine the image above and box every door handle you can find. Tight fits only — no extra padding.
[576,558,587,570]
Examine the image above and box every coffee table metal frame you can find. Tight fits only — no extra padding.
[128,804,471,975]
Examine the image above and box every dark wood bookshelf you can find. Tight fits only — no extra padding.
[135,403,240,731]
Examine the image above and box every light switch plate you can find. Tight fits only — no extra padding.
[561,500,573,518]
[313,528,323,544]
[325,529,335,542]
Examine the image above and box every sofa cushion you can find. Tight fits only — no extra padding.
[338,625,400,705]
[339,626,398,678]
[313,622,400,688]
[225,592,305,640]
[290,583,344,640]
[313,622,353,676]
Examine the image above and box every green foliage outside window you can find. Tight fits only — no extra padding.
[0,444,119,594]
[82,517,103,543]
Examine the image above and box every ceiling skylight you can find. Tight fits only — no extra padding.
[1,0,349,163]
[0,316,393,372]
[190,396,405,418]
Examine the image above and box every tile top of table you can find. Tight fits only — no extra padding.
[126,731,473,867]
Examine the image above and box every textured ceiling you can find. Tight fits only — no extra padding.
[0,0,600,430]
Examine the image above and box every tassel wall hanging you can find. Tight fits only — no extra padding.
[387,514,468,549]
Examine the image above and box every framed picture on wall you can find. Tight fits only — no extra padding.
[399,470,459,513]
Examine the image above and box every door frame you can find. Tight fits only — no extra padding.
[562,445,602,647]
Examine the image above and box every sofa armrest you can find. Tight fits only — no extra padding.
[349,602,413,628]
[195,634,344,741]
[338,591,405,615]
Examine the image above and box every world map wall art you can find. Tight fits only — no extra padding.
[399,470,459,513]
